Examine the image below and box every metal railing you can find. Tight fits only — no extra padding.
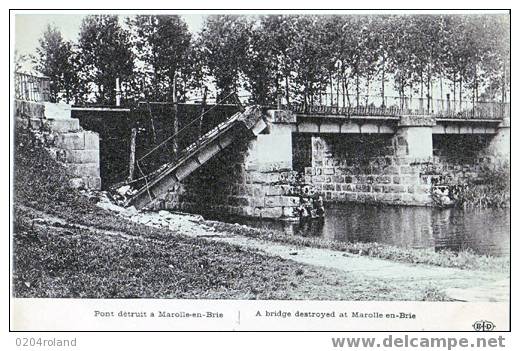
[14,72,51,102]
[289,95,508,120]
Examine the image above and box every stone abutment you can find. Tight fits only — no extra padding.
[15,100,101,190]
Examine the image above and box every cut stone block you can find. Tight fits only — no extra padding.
[459,125,473,134]
[298,122,319,133]
[444,125,460,134]
[320,122,340,133]
[54,132,85,150]
[43,118,80,132]
[61,149,99,164]
[84,131,100,149]
[28,118,43,129]
[258,207,283,218]
[432,124,446,134]
[360,123,379,134]
[378,124,395,134]
[65,163,100,178]
[340,122,361,133]
[43,102,72,119]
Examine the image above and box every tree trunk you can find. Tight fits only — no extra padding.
[329,73,334,107]
[336,75,340,109]
[426,72,431,112]
[459,78,462,111]
[303,82,308,112]
[502,63,507,103]
[381,57,385,107]
[475,77,479,103]
[440,76,444,110]
[285,74,290,106]
[345,78,351,108]
[342,74,346,108]
[472,66,477,106]
[171,74,178,156]
[453,72,456,108]
[409,83,413,110]
[420,71,424,99]
[355,68,360,107]
[310,81,314,107]
[365,74,370,106]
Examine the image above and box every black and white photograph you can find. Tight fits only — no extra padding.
[9,9,511,332]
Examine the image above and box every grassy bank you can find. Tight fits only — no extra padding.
[13,125,453,300]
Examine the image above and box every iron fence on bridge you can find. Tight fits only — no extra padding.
[288,95,509,120]
[14,72,51,102]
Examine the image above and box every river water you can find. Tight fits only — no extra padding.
[221,204,510,257]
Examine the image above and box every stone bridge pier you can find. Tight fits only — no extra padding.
[394,115,435,160]
[486,117,510,163]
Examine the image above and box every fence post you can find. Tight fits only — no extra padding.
[128,127,137,181]
[446,93,451,114]
[198,86,208,139]
[115,78,121,107]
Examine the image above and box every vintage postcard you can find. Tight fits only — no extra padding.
[9,9,510,333]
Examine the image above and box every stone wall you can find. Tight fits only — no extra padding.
[305,132,502,206]
[15,100,101,190]
[422,134,499,186]
[305,135,432,206]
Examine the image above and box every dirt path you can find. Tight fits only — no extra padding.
[198,234,508,302]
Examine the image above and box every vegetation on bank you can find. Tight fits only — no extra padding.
[14,126,454,300]
[456,162,510,209]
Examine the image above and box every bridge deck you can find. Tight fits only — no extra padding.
[292,114,501,135]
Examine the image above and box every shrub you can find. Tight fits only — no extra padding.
[456,161,510,209]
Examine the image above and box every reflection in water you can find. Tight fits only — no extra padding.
[229,204,510,256]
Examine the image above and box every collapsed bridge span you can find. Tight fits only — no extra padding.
[122,106,268,210]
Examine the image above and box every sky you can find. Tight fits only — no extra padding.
[15,14,206,56]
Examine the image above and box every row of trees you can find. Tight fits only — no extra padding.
[33,14,510,108]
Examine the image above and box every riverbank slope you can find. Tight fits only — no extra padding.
[12,125,509,301]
